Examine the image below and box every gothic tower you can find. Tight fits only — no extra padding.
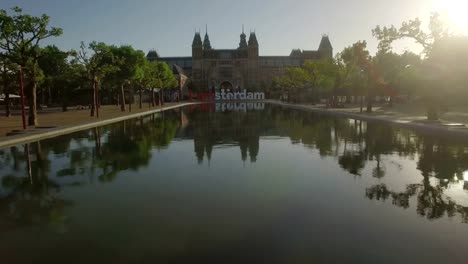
[192,32,203,89]
[192,32,203,59]
[203,27,212,50]
[248,32,259,58]
[318,35,333,59]
[239,26,248,50]
[247,32,259,89]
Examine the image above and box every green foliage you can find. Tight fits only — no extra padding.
[0,7,63,64]
[372,13,448,55]
[108,45,146,87]
[156,61,177,89]
[277,67,307,91]
[303,60,337,93]
[372,12,468,119]
[75,41,118,83]
[0,6,63,124]
[38,45,74,105]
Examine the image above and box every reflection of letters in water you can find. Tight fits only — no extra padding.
[215,89,265,100]
[216,102,265,112]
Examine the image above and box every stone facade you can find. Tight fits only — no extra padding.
[151,30,333,94]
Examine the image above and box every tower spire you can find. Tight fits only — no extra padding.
[203,25,212,50]
[239,24,248,49]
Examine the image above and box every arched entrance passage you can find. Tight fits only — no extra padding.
[220,81,234,91]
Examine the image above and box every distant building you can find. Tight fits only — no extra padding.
[148,29,333,94]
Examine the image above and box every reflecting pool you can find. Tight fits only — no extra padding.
[1,103,468,263]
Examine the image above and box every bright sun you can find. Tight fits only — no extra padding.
[432,0,468,33]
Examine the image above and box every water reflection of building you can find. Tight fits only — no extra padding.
[184,104,264,164]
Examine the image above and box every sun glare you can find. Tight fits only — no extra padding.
[432,0,468,33]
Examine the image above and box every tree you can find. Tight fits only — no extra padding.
[303,60,337,104]
[146,61,161,106]
[0,53,16,117]
[155,61,177,105]
[133,59,149,109]
[277,67,307,102]
[37,45,70,106]
[107,45,146,112]
[0,7,63,126]
[74,41,117,117]
[372,13,448,55]
[371,13,457,120]
[336,41,375,112]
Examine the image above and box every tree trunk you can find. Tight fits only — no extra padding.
[3,67,11,117]
[5,92,11,117]
[366,95,372,113]
[41,86,45,107]
[120,83,126,111]
[48,86,52,106]
[366,76,373,113]
[90,78,96,117]
[128,89,132,112]
[360,95,363,113]
[62,88,68,112]
[152,88,155,107]
[95,79,99,118]
[427,106,439,120]
[148,90,152,108]
[28,68,39,126]
[96,80,100,110]
[139,88,143,109]
[425,96,440,120]
[160,90,164,105]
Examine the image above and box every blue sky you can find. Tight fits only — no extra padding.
[0,0,437,56]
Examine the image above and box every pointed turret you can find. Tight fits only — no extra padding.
[248,32,259,58]
[248,32,258,47]
[203,33,212,49]
[318,34,333,59]
[203,25,212,50]
[192,32,202,47]
[192,32,203,59]
[239,25,248,49]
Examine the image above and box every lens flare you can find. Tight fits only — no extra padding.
[432,0,468,33]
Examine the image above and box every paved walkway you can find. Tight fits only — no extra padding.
[0,102,198,148]
[269,101,468,139]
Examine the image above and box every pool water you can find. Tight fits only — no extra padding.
[1,103,468,263]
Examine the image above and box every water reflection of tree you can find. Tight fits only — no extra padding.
[366,136,468,223]
[0,143,72,232]
[3,104,468,226]
[270,107,468,223]
[0,110,186,230]
[55,111,182,182]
